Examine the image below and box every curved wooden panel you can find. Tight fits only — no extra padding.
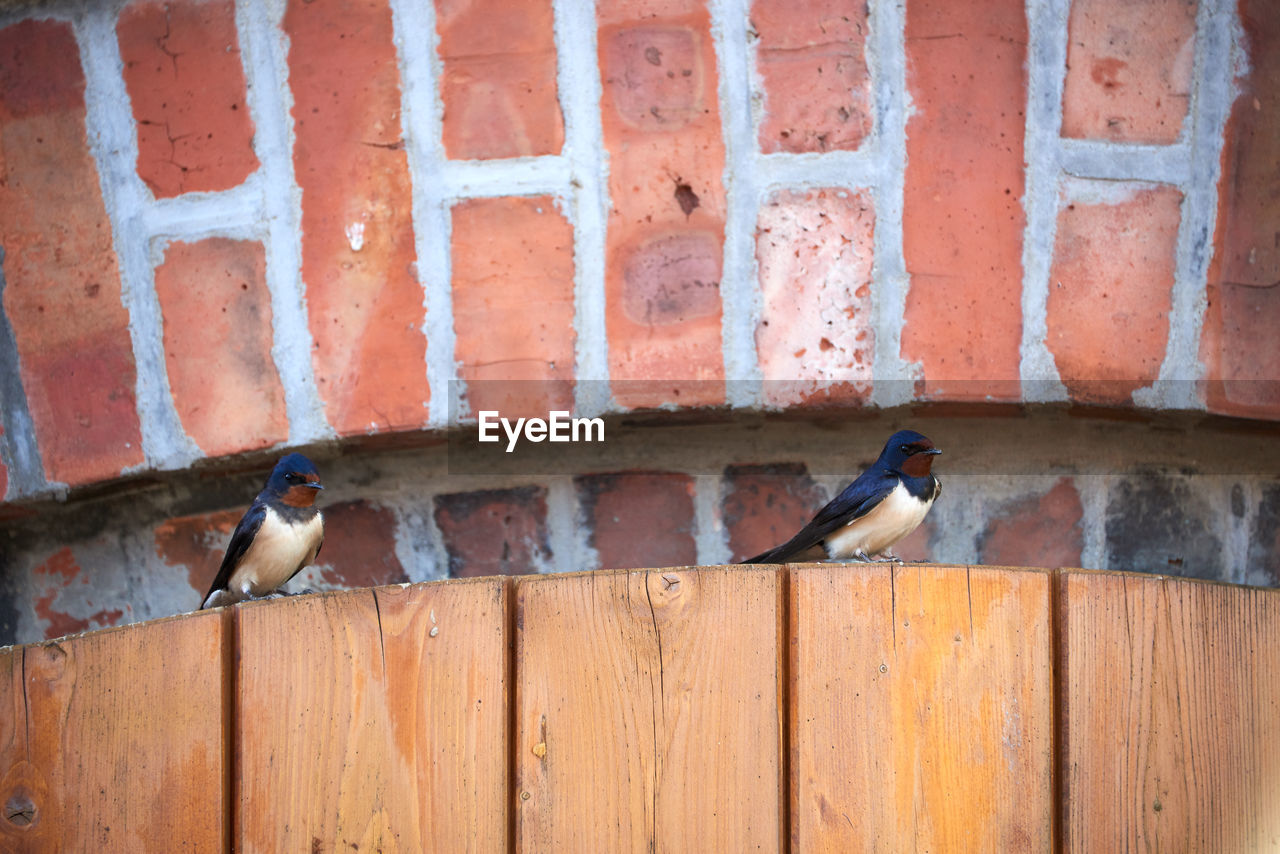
[514,567,782,852]
[0,610,226,852]
[790,563,1053,852]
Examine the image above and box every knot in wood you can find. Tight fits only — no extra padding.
[4,786,37,828]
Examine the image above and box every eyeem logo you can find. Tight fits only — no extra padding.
[477,410,605,453]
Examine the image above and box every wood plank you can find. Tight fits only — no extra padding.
[235,579,509,853]
[515,567,782,852]
[0,610,227,852]
[1060,570,1280,852]
[790,563,1053,851]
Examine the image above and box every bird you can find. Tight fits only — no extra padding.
[200,453,325,609]
[742,430,941,564]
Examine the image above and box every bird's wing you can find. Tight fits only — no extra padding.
[202,500,267,605]
[742,470,898,564]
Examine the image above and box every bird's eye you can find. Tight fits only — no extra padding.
[900,444,910,453]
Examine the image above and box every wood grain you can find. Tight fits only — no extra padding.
[789,563,1054,852]
[515,567,782,852]
[0,610,227,853]
[1060,570,1280,852]
[234,579,509,853]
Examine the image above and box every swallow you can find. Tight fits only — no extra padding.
[200,453,325,610]
[742,430,941,564]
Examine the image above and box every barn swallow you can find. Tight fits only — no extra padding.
[200,453,325,610]
[742,430,941,564]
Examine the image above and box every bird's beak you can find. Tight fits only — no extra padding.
[306,482,325,490]
[923,448,942,456]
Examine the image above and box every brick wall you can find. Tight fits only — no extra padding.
[0,0,1276,644]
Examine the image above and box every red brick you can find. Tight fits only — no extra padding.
[154,508,242,600]
[32,546,125,639]
[576,470,695,569]
[436,0,563,159]
[755,188,874,407]
[0,20,144,486]
[599,2,725,408]
[154,238,288,456]
[1201,1,1280,419]
[751,0,872,153]
[1046,183,1180,405]
[286,0,427,436]
[451,197,575,418]
[1060,0,1195,144]
[901,0,1026,401]
[118,0,259,198]
[434,485,550,577]
[979,479,1084,568]
[722,463,825,562]
[314,499,408,588]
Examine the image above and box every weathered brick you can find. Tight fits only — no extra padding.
[1105,475,1223,579]
[118,0,259,198]
[1247,483,1280,587]
[722,463,825,562]
[755,188,874,407]
[451,197,575,418]
[154,238,288,456]
[1046,182,1180,405]
[599,2,725,408]
[901,0,1026,401]
[314,499,408,588]
[1201,1,1280,419]
[576,470,695,569]
[434,485,550,577]
[436,0,563,159]
[154,508,242,601]
[0,20,144,486]
[979,479,1084,568]
[286,0,427,436]
[1060,0,1196,144]
[32,546,125,639]
[751,0,872,153]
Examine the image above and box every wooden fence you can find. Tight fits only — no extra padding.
[2,564,1278,852]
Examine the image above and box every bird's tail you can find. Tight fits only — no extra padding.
[740,545,789,564]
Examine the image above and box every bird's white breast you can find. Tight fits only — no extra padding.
[229,506,323,597]
[823,481,935,559]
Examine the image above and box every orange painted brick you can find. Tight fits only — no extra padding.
[599,1,725,408]
[154,238,288,456]
[722,463,825,562]
[286,0,427,436]
[314,499,408,588]
[451,196,575,418]
[901,0,1026,401]
[752,0,872,153]
[118,0,259,198]
[0,20,144,486]
[979,479,1083,568]
[1061,0,1196,144]
[1047,183,1180,405]
[1201,2,1280,419]
[436,0,563,159]
[155,508,242,601]
[32,547,125,639]
[755,188,874,407]
[576,471,695,569]
[434,486,550,577]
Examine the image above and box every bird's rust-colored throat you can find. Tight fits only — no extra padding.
[900,452,937,478]
[281,484,321,507]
